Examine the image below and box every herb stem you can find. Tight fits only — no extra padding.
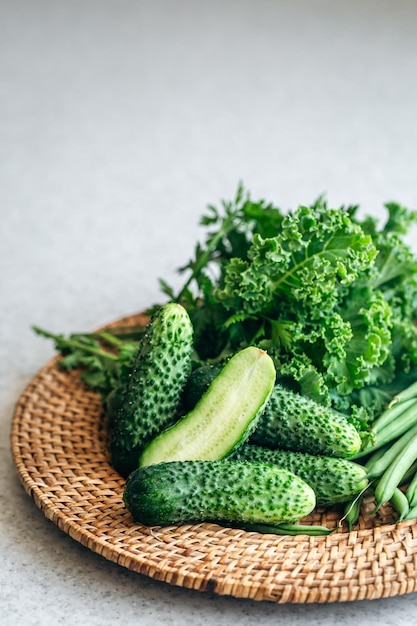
[32,326,119,361]
[175,214,237,303]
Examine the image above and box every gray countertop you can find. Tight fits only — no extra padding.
[2,1,417,624]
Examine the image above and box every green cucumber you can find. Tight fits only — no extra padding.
[110,302,193,476]
[231,444,368,506]
[123,460,316,526]
[105,384,126,429]
[250,384,361,458]
[180,365,361,459]
[181,363,223,412]
[138,346,276,467]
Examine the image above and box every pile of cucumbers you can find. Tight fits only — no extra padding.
[109,303,373,536]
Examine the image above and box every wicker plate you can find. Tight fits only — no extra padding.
[10,313,417,603]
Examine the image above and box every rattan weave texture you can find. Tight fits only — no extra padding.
[10,314,417,603]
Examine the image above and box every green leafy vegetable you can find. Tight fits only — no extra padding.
[33,186,417,434]
[32,325,145,401]
[32,185,417,530]
[161,185,417,427]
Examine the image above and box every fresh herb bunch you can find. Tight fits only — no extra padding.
[33,185,417,430]
[160,183,417,428]
[32,326,145,401]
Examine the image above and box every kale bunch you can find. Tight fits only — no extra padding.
[162,184,417,427]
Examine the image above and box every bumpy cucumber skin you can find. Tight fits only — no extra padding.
[123,460,316,526]
[105,384,125,429]
[181,363,223,412]
[180,366,361,459]
[231,444,368,506]
[250,384,361,458]
[110,303,193,477]
[138,347,276,468]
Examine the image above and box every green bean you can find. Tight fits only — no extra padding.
[366,420,417,479]
[353,400,417,460]
[389,487,409,521]
[403,503,417,521]
[339,457,375,530]
[371,397,416,435]
[373,403,417,447]
[399,459,417,486]
[405,468,417,508]
[341,492,365,531]
[374,428,417,510]
[387,380,417,406]
[241,522,339,536]
[363,443,391,476]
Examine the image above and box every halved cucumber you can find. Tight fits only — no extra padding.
[138,346,276,467]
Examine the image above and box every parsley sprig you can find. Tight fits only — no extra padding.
[32,325,145,401]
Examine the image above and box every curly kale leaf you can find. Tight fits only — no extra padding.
[210,202,391,396]
[330,285,393,393]
[216,203,377,317]
[350,200,417,376]
[170,183,284,307]
[159,185,417,424]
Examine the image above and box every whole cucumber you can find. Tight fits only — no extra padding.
[180,365,361,458]
[110,302,193,476]
[231,444,368,506]
[123,459,316,526]
[181,363,223,412]
[250,384,361,458]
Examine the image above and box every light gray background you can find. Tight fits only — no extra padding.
[2,1,417,624]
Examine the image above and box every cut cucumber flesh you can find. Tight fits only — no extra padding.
[138,346,276,467]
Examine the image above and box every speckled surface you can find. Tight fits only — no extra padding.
[2,1,417,624]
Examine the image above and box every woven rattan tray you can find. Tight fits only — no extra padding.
[11,313,417,603]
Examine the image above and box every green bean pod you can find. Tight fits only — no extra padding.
[363,444,391,477]
[342,493,365,531]
[354,399,417,460]
[398,459,417,486]
[374,429,417,510]
[241,523,338,536]
[389,488,409,521]
[366,421,417,479]
[404,503,417,521]
[405,469,417,509]
[387,381,417,406]
[370,397,416,435]
[373,404,417,449]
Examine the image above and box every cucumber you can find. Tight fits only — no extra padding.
[181,363,223,412]
[138,346,276,467]
[123,460,316,526]
[110,302,193,476]
[250,384,361,458]
[179,366,361,459]
[231,444,368,506]
[105,384,125,429]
